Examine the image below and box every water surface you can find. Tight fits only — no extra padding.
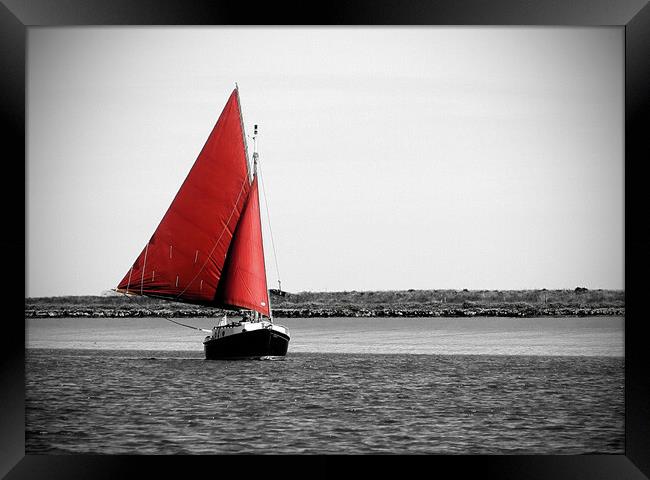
[26,316,624,356]
[25,316,624,454]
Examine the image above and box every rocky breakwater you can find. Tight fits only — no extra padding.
[25,305,625,319]
[271,304,625,318]
[25,306,229,318]
[24,291,625,319]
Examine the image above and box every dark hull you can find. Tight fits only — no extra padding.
[204,328,290,360]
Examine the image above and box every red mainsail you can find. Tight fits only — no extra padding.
[117,88,255,306]
[214,177,270,317]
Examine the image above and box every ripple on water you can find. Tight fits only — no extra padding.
[25,349,624,454]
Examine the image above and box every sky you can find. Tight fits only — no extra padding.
[26,27,624,297]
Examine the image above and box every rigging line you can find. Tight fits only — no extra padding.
[174,174,249,299]
[115,289,212,333]
[257,161,282,290]
[235,84,253,181]
[163,316,212,333]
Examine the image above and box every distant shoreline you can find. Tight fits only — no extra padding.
[25,289,625,319]
[24,307,625,319]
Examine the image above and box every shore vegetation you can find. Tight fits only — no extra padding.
[25,288,624,318]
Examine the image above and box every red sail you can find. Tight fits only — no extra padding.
[117,88,251,304]
[214,177,271,317]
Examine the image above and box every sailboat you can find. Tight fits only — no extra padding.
[115,86,290,359]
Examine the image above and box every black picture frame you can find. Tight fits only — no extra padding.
[3,0,649,477]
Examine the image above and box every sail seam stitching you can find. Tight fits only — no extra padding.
[174,175,249,300]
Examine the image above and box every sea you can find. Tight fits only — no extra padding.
[25,316,624,455]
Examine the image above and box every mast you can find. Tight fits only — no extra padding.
[253,124,258,322]
[252,123,273,323]
[211,97,270,319]
[237,82,254,322]
[238,83,256,322]
[252,124,258,176]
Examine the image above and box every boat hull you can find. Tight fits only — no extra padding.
[203,326,290,359]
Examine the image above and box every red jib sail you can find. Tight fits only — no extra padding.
[116,88,253,305]
[214,177,270,317]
